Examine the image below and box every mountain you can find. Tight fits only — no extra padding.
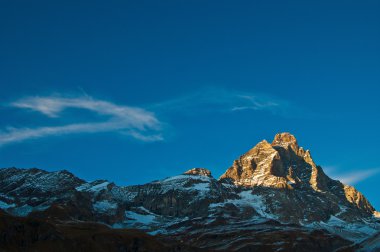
[220,133,375,223]
[0,133,379,251]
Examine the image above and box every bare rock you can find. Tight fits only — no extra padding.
[184,168,212,177]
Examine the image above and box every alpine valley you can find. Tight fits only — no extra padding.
[1,133,379,251]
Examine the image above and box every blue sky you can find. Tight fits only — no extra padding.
[0,1,380,209]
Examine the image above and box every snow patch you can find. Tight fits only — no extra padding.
[76,181,110,192]
[191,182,210,191]
[0,200,15,209]
[11,204,49,217]
[303,216,379,243]
[93,200,118,213]
[325,215,346,226]
[209,190,277,220]
[156,174,213,195]
[89,182,110,192]
[125,208,157,225]
[162,174,211,183]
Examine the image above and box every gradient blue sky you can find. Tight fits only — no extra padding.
[1,1,380,209]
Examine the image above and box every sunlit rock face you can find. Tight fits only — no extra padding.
[183,168,212,177]
[375,211,380,218]
[219,133,376,223]
[219,132,328,190]
[220,139,290,189]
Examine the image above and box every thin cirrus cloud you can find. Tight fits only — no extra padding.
[337,168,380,185]
[323,166,380,185]
[149,87,300,117]
[0,95,163,146]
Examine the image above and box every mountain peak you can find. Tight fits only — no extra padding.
[272,132,299,150]
[256,139,272,148]
[184,168,212,177]
[219,133,322,189]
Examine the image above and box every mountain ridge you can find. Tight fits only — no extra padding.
[0,132,379,251]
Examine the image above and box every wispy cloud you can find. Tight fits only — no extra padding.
[0,95,163,146]
[337,168,380,185]
[149,87,302,117]
[0,88,304,146]
[323,166,380,185]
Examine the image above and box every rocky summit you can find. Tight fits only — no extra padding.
[220,133,375,223]
[0,133,379,252]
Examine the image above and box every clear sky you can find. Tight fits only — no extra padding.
[0,1,379,209]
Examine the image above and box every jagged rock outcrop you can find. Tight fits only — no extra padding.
[184,168,212,177]
[220,139,289,188]
[219,133,376,223]
[220,132,331,191]
[375,211,380,218]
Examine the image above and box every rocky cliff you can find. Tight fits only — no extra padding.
[220,133,375,223]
